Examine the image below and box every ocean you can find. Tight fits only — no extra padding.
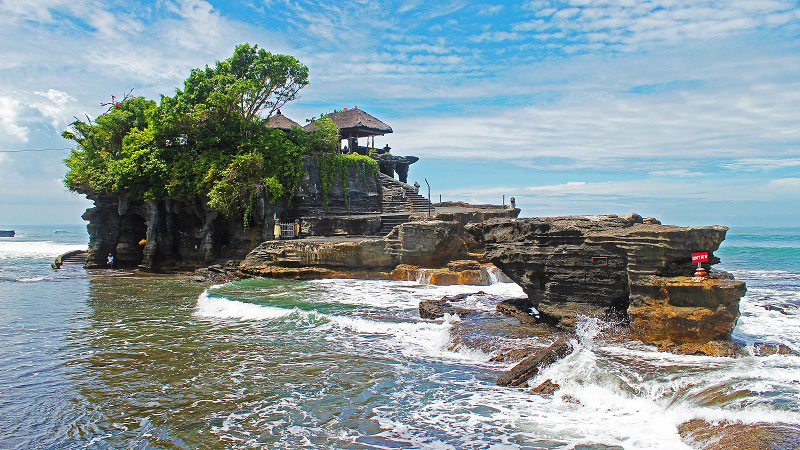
[0,225,798,448]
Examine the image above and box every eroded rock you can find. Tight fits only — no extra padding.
[466,215,747,355]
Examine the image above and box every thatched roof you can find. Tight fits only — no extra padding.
[304,107,393,137]
[265,110,301,131]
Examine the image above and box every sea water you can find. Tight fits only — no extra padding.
[0,226,798,448]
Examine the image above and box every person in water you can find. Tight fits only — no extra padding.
[106,253,114,269]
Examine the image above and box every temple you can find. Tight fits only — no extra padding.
[271,106,419,184]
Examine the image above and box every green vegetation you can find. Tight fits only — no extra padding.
[63,44,372,225]
[315,153,378,211]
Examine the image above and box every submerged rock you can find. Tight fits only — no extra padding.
[678,419,800,449]
[466,215,747,355]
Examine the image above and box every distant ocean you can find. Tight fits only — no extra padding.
[0,225,798,448]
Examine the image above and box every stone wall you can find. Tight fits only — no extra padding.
[289,156,381,217]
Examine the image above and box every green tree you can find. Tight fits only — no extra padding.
[63,44,314,223]
[181,43,309,122]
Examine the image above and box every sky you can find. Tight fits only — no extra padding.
[0,0,798,226]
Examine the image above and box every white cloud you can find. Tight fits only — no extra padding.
[767,177,800,192]
[0,95,28,142]
[31,89,77,129]
[649,169,706,177]
[722,158,800,171]
[512,0,800,52]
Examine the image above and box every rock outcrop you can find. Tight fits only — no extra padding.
[82,194,278,270]
[466,214,747,354]
[80,156,380,271]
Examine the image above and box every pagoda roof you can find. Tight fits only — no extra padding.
[265,110,301,131]
[304,107,393,137]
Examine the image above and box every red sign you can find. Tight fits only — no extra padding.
[692,252,709,264]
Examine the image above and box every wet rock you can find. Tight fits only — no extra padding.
[497,336,573,387]
[762,304,789,314]
[193,260,244,282]
[419,292,487,319]
[489,347,533,363]
[629,276,746,350]
[497,297,539,325]
[752,342,799,356]
[658,340,743,357]
[390,263,501,286]
[531,379,560,396]
[447,259,481,271]
[678,419,800,450]
[419,300,471,319]
[393,220,469,267]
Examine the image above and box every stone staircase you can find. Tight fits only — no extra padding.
[379,214,411,236]
[380,174,433,214]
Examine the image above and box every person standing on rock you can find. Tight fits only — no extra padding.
[106,253,114,269]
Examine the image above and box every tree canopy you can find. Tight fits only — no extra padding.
[62,44,350,223]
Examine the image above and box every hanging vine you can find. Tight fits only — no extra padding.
[315,153,378,211]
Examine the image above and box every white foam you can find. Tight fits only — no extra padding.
[194,274,800,447]
[306,278,524,311]
[0,241,86,260]
[194,288,488,362]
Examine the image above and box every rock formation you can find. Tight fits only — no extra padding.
[466,214,747,355]
[80,156,381,271]
[238,220,512,284]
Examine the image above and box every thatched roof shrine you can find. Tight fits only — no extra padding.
[265,110,301,131]
[304,107,393,138]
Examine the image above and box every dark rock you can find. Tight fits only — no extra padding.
[419,292,487,318]
[443,291,486,302]
[763,304,788,314]
[290,156,381,216]
[300,215,382,236]
[497,297,539,325]
[497,336,573,387]
[79,156,381,271]
[419,300,471,319]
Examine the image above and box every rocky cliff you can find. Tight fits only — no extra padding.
[81,155,381,271]
[465,214,747,355]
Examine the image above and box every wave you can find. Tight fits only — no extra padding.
[194,288,489,362]
[0,241,86,260]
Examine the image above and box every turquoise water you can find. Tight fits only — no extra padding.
[0,226,798,448]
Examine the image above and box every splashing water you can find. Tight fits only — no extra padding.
[1,226,799,448]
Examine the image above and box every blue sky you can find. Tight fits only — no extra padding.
[0,0,798,226]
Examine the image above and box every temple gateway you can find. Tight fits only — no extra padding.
[269,107,418,184]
